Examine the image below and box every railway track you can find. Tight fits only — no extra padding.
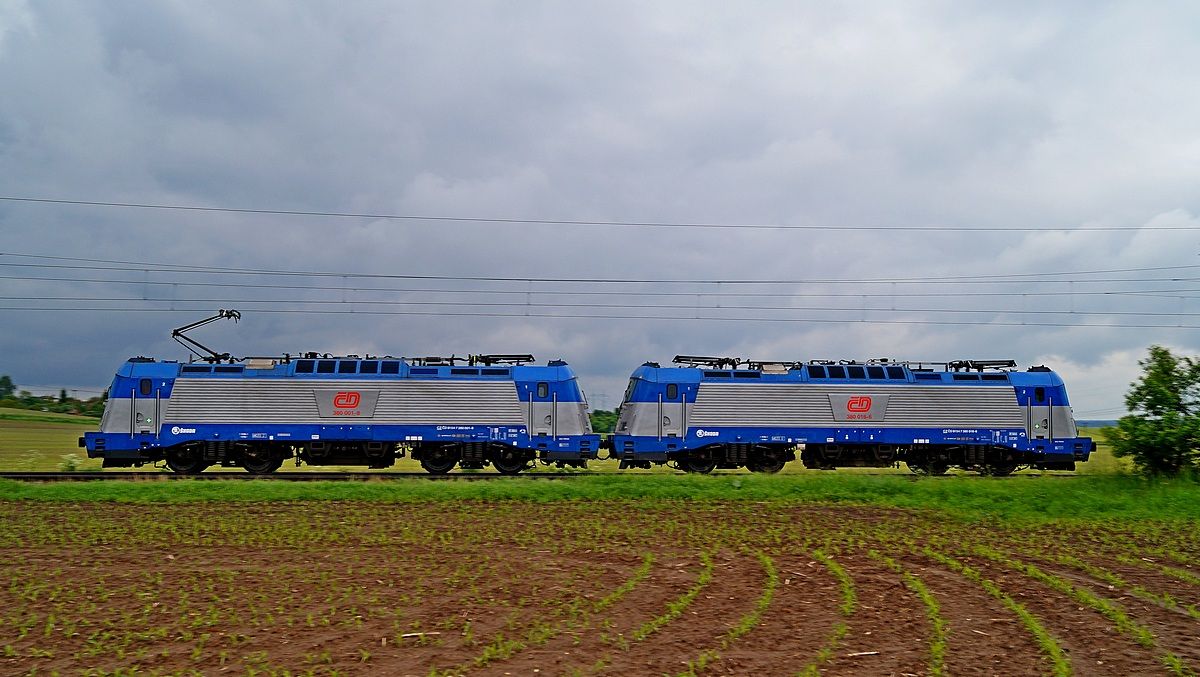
[0,470,1079,482]
[0,471,596,482]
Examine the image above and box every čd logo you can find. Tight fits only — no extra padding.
[333,391,361,408]
[846,396,873,412]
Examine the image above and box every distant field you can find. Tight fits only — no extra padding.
[0,408,101,471]
[0,408,1129,475]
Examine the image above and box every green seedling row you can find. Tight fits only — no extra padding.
[796,549,857,677]
[970,545,1195,676]
[869,550,948,677]
[925,548,1071,677]
[677,551,778,676]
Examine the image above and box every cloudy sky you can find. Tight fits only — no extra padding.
[1,1,1198,418]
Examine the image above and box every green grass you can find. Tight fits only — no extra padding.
[0,407,100,424]
[2,474,1199,522]
[0,408,102,471]
[1077,427,1132,475]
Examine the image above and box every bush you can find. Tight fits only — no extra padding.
[1104,346,1200,477]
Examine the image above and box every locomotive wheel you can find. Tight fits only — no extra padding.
[681,458,717,474]
[747,458,786,474]
[492,450,529,475]
[747,450,787,474]
[981,461,1019,477]
[241,448,283,475]
[419,448,458,475]
[165,446,208,475]
[907,460,949,476]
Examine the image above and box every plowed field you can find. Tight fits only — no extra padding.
[2,500,1198,676]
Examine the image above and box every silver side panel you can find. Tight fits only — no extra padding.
[526,398,591,436]
[99,398,132,433]
[1034,405,1077,439]
[617,401,673,437]
[562,402,592,436]
[688,383,1026,428]
[163,379,525,425]
[1053,406,1078,438]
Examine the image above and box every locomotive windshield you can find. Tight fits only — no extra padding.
[621,377,638,404]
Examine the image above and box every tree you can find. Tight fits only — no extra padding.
[0,375,13,398]
[589,409,619,434]
[1105,345,1200,476]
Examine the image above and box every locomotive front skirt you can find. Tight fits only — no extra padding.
[81,355,599,474]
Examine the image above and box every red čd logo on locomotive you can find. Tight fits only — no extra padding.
[333,391,361,408]
[846,396,873,412]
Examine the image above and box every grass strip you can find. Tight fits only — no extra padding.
[797,549,857,677]
[677,551,778,676]
[971,546,1194,676]
[925,548,1071,677]
[6,474,1200,522]
[0,409,99,424]
[869,551,947,676]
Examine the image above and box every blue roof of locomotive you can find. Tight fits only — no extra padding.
[626,362,1065,388]
[115,357,580,381]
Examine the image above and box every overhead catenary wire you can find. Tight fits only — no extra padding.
[2,295,1196,318]
[9,250,1200,280]
[1,306,1196,330]
[2,195,1198,232]
[3,253,1200,285]
[3,273,1200,299]
[2,251,1194,329]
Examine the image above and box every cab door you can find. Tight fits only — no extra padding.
[133,378,158,436]
[529,381,555,436]
[660,383,684,439]
[1027,386,1052,440]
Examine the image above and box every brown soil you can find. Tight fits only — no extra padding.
[1,501,1198,676]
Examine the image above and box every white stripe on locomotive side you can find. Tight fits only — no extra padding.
[163,379,524,425]
[687,383,1026,428]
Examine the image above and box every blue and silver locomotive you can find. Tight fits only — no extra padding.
[609,356,1094,475]
[80,311,599,474]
